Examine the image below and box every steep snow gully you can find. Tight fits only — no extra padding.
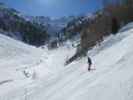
[0,23,133,100]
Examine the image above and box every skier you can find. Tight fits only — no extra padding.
[87,56,92,71]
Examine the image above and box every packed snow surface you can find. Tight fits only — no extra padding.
[0,23,133,100]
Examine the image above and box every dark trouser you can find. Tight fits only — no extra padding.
[88,64,91,71]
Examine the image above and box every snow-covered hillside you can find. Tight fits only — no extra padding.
[0,33,51,99]
[0,22,133,100]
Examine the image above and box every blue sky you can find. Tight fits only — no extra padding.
[0,0,102,18]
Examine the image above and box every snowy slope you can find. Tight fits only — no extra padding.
[1,23,133,100]
[27,23,133,100]
[0,33,51,99]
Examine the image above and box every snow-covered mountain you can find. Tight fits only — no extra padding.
[0,2,76,44]
[0,22,133,100]
[61,15,92,39]
[0,3,48,46]
[26,16,76,37]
